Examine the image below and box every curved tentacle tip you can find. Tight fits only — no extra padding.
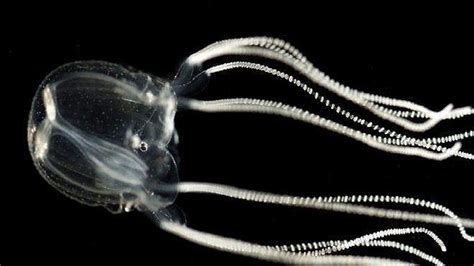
[410,103,454,132]
[438,142,462,161]
[436,103,454,119]
[382,103,454,133]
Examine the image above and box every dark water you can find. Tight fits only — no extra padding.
[4,2,473,265]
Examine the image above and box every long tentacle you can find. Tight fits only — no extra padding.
[159,221,409,265]
[199,46,457,132]
[187,36,469,120]
[271,239,444,266]
[174,182,474,241]
[184,37,473,130]
[270,227,446,253]
[204,61,473,159]
[179,97,462,160]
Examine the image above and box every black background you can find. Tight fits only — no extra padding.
[4,2,474,265]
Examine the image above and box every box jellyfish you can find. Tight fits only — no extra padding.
[28,37,474,265]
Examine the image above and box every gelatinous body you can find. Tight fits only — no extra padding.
[28,61,179,212]
[28,37,473,265]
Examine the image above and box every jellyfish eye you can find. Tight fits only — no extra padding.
[139,141,149,152]
[28,61,179,211]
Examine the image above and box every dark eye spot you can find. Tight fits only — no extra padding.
[139,141,148,152]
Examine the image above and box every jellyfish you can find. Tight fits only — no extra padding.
[27,37,474,265]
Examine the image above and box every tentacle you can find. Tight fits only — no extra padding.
[184,37,473,129]
[206,60,461,135]
[179,97,462,160]
[292,202,474,229]
[187,36,457,118]
[198,45,459,132]
[205,61,473,158]
[326,227,445,253]
[178,62,474,160]
[174,182,474,241]
[360,240,443,266]
[271,239,444,266]
[200,38,435,121]
[272,227,446,253]
[197,43,433,120]
[159,221,409,265]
